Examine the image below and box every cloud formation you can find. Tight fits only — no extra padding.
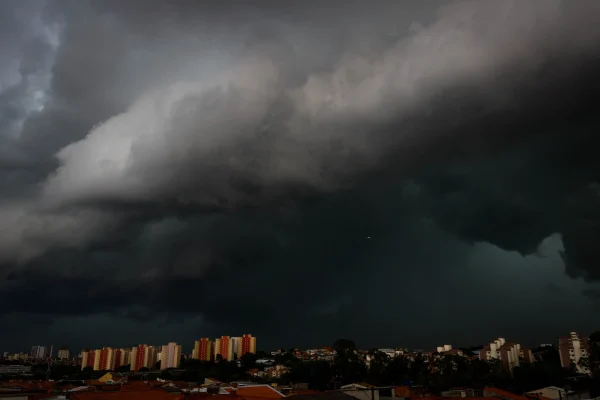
[1,0,600,350]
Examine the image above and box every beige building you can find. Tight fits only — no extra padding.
[131,344,158,371]
[241,334,257,356]
[214,336,234,361]
[559,332,590,374]
[81,351,89,370]
[479,337,534,371]
[57,348,70,360]
[92,349,102,371]
[232,337,242,358]
[160,342,182,369]
[192,338,213,361]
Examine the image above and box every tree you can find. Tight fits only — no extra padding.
[333,339,357,356]
[366,350,390,386]
[332,339,366,386]
[240,352,258,371]
[117,364,130,373]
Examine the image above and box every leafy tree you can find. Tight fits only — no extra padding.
[332,338,366,386]
[240,352,258,371]
[366,350,390,386]
[255,351,269,359]
[333,339,357,355]
[117,364,130,373]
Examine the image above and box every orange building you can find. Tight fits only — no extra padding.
[214,336,233,361]
[241,334,257,356]
[193,338,213,361]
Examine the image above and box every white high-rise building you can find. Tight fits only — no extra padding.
[58,348,70,360]
[31,346,46,359]
[160,342,182,370]
[559,332,590,375]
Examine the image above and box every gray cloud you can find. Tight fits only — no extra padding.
[1,0,600,351]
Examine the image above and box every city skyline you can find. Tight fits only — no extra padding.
[4,330,597,362]
[1,0,600,351]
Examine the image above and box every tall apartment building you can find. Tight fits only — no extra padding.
[114,348,130,370]
[559,332,590,374]
[241,334,256,356]
[479,337,534,371]
[131,344,157,371]
[192,338,213,361]
[99,348,117,371]
[232,337,242,358]
[31,346,46,359]
[160,342,182,370]
[81,351,89,370]
[214,336,234,361]
[57,347,70,360]
[91,349,102,370]
[436,345,452,353]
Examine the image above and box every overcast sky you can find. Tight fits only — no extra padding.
[1,0,600,354]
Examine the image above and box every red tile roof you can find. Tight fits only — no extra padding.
[234,385,286,399]
[484,387,529,400]
[71,389,184,400]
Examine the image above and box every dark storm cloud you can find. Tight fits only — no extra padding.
[1,0,600,351]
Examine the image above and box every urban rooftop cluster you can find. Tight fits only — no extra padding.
[1,331,591,377]
[78,334,258,372]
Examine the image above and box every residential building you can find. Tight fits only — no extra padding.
[232,337,242,358]
[436,345,453,353]
[193,338,213,361]
[341,383,380,400]
[97,347,116,371]
[31,345,46,359]
[114,348,130,370]
[214,336,234,361]
[81,351,89,370]
[92,349,102,370]
[57,347,70,360]
[527,386,567,400]
[160,342,182,369]
[131,344,157,371]
[479,338,534,371]
[241,334,257,356]
[559,332,590,374]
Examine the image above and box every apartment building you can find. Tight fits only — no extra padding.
[479,337,534,371]
[31,345,46,359]
[160,342,182,369]
[97,348,115,370]
[241,334,257,356]
[113,348,130,370]
[559,332,590,374]
[57,347,70,360]
[131,344,157,371]
[193,338,213,361]
[214,336,234,361]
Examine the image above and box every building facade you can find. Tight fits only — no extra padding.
[479,337,534,371]
[160,342,182,369]
[131,344,157,371]
[58,347,70,360]
[214,336,234,361]
[241,334,256,356]
[31,345,46,359]
[193,338,213,361]
[559,332,590,374]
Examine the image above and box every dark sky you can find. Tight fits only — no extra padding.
[1,0,600,354]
